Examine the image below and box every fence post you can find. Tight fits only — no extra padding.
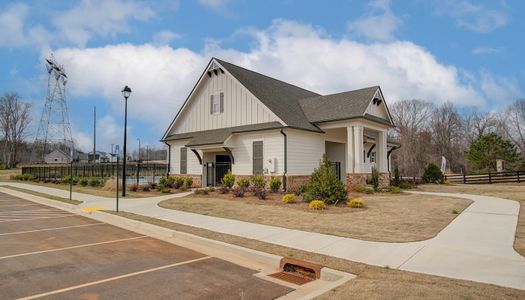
[518,171,521,183]
[413,176,416,185]
[463,173,466,184]
[136,162,140,185]
[488,171,492,184]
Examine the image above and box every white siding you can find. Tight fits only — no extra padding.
[226,130,284,176]
[170,71,279,135]
[287,129,325,175]
[168,140,202,175]
[365,91,390,120]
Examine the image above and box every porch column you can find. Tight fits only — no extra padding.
[353,125,364,173]
[346,126,354,173]
[378,129,388,172]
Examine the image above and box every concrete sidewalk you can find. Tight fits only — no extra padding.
[1,182,524,290]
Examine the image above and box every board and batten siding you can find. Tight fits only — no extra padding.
[171,71,280,135]
[168,140,202,175]
[365,91,390,121]
[286,129,325,175]
[225,130,284,176]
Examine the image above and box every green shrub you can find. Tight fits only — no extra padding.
[161,187,171,193]
[183,177,193,188]
[142,185,150,192]
[422,163,444,183]
[88,178,101,187]
[194,188,208,195]
[250,174,265,188]
[16,174,36,181]
[391,166,400,187]
[352,184,374,194]
[221,171,235,188]
[0,160,4,170]
[62,175,79,185]
[309,200,325,210]
[269,177,282,193]
[252,187,267,200]
[389,186,402,194]
[282,194,296,204]
[303,155,347,205]
[79,178,89,186]
[236,178,250,189]
[371,166,379,190]
[174,177,184,189]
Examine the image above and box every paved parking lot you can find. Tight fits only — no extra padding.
[0,192,293,299]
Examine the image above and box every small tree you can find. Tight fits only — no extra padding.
[391,166,400,187]
[221,170,235,188]
[371,167,379,190]
[467,133,519,171]
[304,155,347,205]
[422,163,444,183]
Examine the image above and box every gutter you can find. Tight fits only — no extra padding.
[163,141,171,177]
[280,128,288,191]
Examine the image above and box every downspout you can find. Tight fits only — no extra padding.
[280,128,287,191]
[163,141,171,177]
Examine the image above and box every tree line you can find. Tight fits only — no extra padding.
[390,99,525,175]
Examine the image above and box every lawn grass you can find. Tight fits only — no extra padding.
[1,186,83,205]
[107,210,525,299]
[158,190,471,242]
[417,183,525,257]
[0,168,21,179]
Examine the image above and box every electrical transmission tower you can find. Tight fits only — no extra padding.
[34,55,74,162]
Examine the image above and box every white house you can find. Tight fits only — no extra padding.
[162,58,399,190]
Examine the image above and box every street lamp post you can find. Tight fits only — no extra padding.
[137,138,141,162]
[121,85,131,197]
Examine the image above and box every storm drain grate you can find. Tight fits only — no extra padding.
[268,271,312,285]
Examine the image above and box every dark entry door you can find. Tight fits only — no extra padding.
[215,155,231,185]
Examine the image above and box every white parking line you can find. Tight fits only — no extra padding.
[0,236,147,260]
[0,222,105,236]
[18,256,212,300]
[0,215,79,223]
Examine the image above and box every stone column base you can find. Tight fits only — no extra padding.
[379,172,390,189]
[346,173,368,191]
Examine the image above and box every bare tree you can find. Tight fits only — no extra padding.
[430,102,465,173]
[390,99,434,176]
[463,110,502,145]
[0,93,32,168]
[500,99,525,157]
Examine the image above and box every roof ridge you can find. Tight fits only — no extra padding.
[213,58,321,96]
[299,85,379,102]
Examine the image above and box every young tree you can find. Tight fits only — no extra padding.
[0,93,32,168]
[467,133,519,171]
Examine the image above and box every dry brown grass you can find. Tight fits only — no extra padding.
[2,186,83,205]
[417,183,525,257]
[158,190,471,242]
[108,211,525,299]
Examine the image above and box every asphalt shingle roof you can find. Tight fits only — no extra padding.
[165,122,283,146]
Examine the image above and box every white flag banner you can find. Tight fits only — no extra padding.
[440,156,447,173]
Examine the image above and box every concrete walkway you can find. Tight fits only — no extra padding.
[1,182,524,290]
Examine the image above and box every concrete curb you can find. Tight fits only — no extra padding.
[0,187,355,299]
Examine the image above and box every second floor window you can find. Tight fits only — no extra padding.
[210,92,224,114]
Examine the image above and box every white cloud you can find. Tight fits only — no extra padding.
[152,30,181,45]
[54,19,498,145]
[347,0,401,41]
[0,3,33,47]
[53,0,155,47]
[480,70,523,103]
[472,47,503,55]
[435,0,508,33]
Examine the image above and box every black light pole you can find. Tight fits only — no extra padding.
[121,85,132,197]
[137,138,141,162]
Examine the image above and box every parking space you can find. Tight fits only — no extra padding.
[0,192,294,299]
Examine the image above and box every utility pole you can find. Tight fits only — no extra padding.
[93,106,96,163]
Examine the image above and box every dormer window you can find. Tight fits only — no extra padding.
[210,92,224,114]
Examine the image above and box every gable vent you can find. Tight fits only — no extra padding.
[372,97,382,106]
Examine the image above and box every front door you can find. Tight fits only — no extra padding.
[215,155,231,185]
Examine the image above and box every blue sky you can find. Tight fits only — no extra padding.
[0,0,523,153]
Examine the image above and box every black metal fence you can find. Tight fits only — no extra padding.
[445,171,525,184]
[21,163,168,183]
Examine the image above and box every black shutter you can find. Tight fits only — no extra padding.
[210,95,213,114]
[252,141,263,174]
[220,92,224,113]
[180,147,187,174]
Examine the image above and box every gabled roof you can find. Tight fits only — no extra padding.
[215,59,322,132]
[299,86,380,123]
